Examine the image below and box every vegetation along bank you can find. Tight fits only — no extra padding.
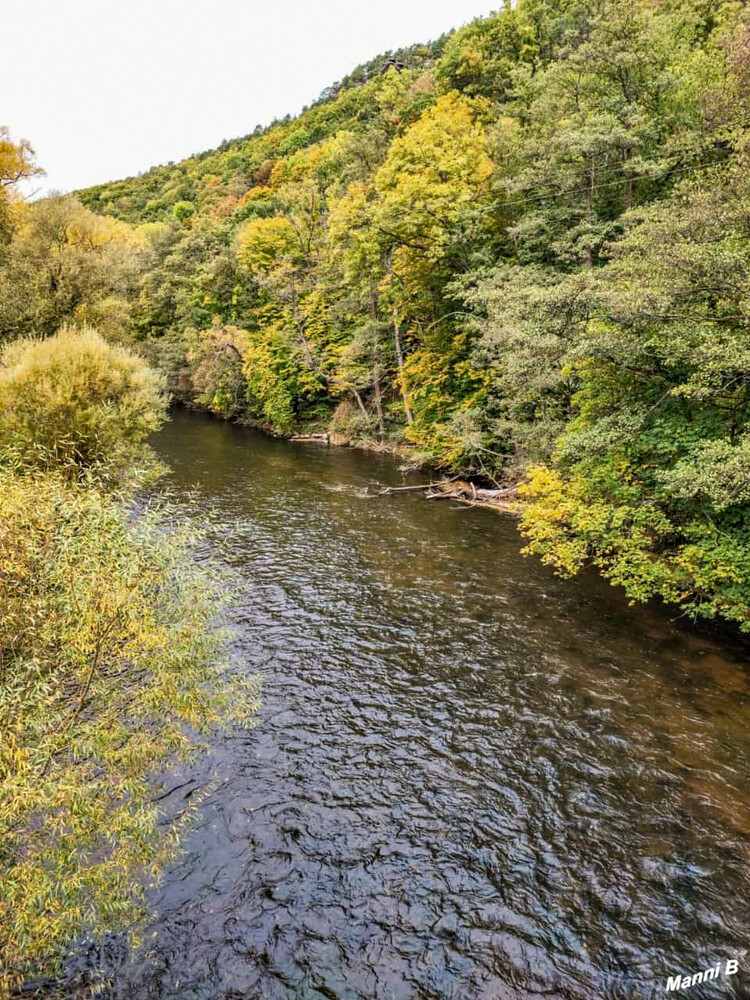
[0,327,259,993]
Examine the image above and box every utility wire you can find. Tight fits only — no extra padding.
[497,150,735,212]
[495,111,750,185]
[491,115,750,211]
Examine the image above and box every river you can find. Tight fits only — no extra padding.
[88,408,750,1000]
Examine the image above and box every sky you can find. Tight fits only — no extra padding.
[5,0,497,197]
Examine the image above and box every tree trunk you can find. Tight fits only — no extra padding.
[585,154,594,269]
[370,285,385,438]
[290,273,318,371]
[351,385,370,423]
[372,357,386,438]
[392,309,413,424]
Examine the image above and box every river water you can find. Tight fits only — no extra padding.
[94,408,750,999]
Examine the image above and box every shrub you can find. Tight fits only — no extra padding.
[172,200,196,224]
[518,465,750,632]
[0,471,259,995]
[0,326,167,478]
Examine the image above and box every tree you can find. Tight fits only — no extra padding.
[371,92,495,452]
[463,263,589,477]
[184,319,249,418]
[0,127,43,245]
[374,92,494,271]
[328,181,412,430]
[173,199,196,224]
[0,196,142,343]
[519,145,750,630]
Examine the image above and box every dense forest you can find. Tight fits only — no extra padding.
[1,0,750,991]
[2,0,750,634]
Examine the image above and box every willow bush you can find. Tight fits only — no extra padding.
[0,473,259,993]
[0,326,167,480]
[0,332,259,995]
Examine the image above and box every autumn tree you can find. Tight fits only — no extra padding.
[0,196,142,343]
[0,127,43,246]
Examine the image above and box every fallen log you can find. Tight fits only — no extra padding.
[378,480,455,494]
[290,432,330,443]
[378,478,518,511]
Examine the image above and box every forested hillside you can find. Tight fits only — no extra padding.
[2,0,749,630]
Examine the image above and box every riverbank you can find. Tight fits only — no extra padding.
[185,402,520,513]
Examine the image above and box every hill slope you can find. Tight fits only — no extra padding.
[77,34,448,223]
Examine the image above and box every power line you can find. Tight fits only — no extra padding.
[495,111,750,194]
[496,149,736,213]
[494,118,750,213]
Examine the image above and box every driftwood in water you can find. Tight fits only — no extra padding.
[378,481,450,493]
[290,432,330,443]
[379,478,517,511]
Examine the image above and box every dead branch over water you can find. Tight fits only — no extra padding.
[378,479,518,512]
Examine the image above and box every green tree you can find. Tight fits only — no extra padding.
[519,145,750,629]
[173,199,196,224]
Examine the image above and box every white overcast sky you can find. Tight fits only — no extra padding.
[5,0,497,197]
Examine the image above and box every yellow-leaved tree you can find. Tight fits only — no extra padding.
[0,127,43,245]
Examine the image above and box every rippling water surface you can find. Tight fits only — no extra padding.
[95,409,750,999]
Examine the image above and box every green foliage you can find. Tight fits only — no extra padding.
[435,1,544,99]
[237,215,299,273]
[0,326,167,479]
[241,319,327,432]
[133,216,258,339]
[517,145,750,629]
[185,320,249,418]
[0,313,258,994]
[0,471,259,994]
[519,462,750,630]
[172,199,196,224]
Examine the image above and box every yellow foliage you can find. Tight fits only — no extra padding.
[237,215,299,274]
[0,326,166,478]
[376,92,494,211]
[239,185,271,204]
[0,472,260,994]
